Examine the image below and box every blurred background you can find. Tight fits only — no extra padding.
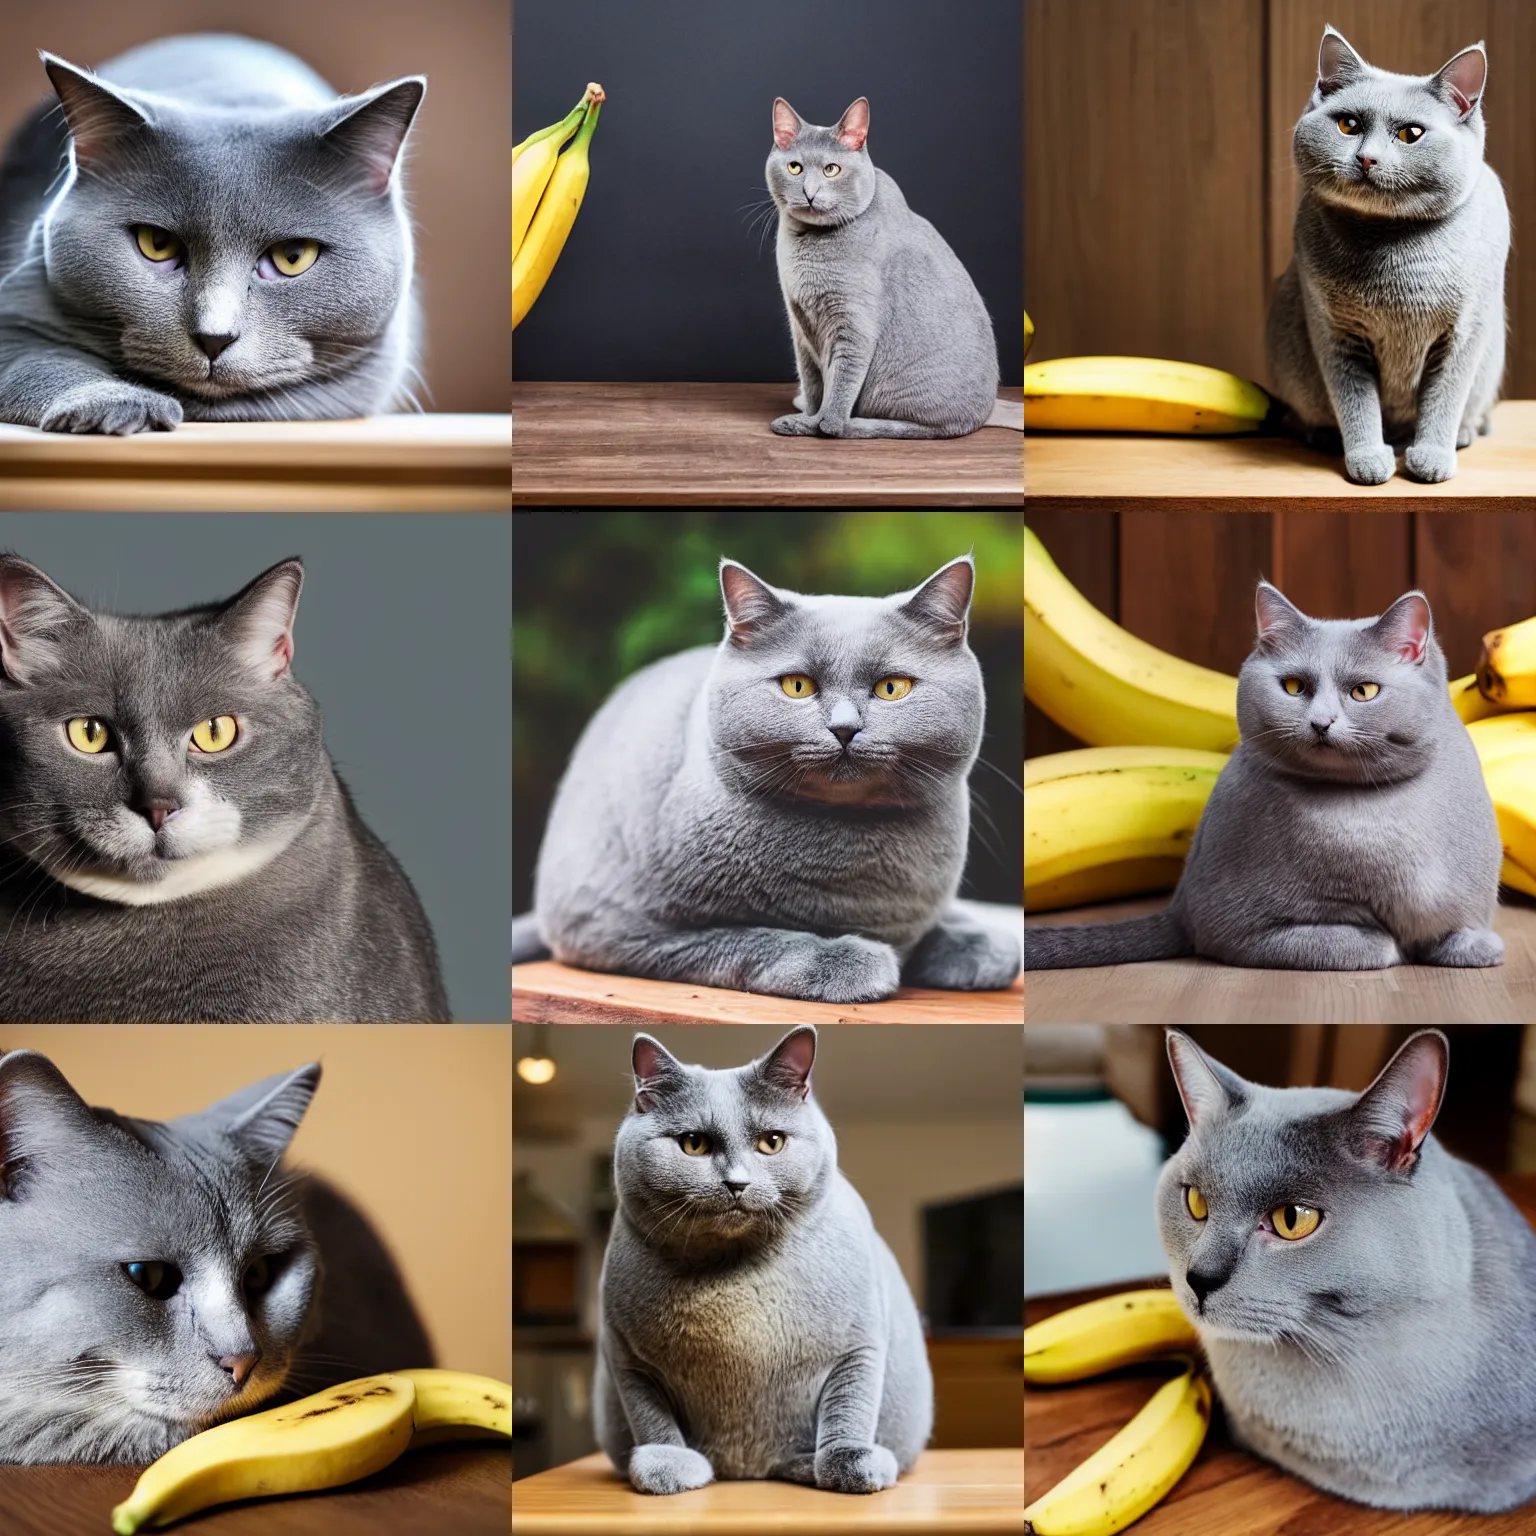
[513,510,1023,914]
[1,1025,511,1383]
[512,1023,1022,1478]
[0,0,508,412]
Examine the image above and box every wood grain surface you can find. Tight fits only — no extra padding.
[509,384,1024,506]
[0,1445,510,1536]
[512,1448,1023,1535]
[512,962,1024,1026]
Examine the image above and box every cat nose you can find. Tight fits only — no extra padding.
[1310,717,1335,738]
[216,1350,260,1387]
[1185,1267,1227,1306]
[1359,155,1376,171]
[830,726,857,746]
[193,331,238,361]
[133,798,181,832]
[827,700,861,747]
[722,1180,749,1196]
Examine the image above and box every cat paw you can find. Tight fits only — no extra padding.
[771,412,821,436]
[1404,443,1458,483]
[904,923,1021,990]
[1456,424,1475,449]
[628,1445,714,1495]
[39,382,183,436]
[766,934,901,1003]
[1343,445,1396,485]
[1420,927,1504,968]
[814,1443,899,1495]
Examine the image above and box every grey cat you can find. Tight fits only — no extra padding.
[765,97,1019,439]
[0,34,424,434]
[0,555,448,1022]
[1026,581,1501,971]
[1156,1028,1536,1512]
[1268,27,1508,485]
[595,1027,932,1495]
[0,1049,431,1464]
[514,554,1021,1003]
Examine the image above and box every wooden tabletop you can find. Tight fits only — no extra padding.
[0,414,512,511]
[0,1445,509,1536]
[510,383,1024,506]
[512,960,1024,1025]
[1025,399,1536,509]
[1025,1177,1536,1534]
[1027,893,1536,1023]
[512,1448,1023,1534]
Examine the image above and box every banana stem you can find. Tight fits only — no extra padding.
[568,94,602,154]
[513,96,587,159]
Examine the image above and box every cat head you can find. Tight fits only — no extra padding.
[38,49,423,406]
[0,1051,321,1461]
[0,555,328,905]
[613,1028,835,1256]
[706,554,984,809]
[766,97,877,226]
[1292,26,1487,218]
[1155,1029,1454,1351]
[1236,581,1448,785]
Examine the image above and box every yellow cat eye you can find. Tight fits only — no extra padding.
[1351,682,1380,701]
[679,1132,712,1156]
[1282,677,1305,696]
[781,674,817,698]
[190,716,238,754]
[873,676,912,700]
[1271,1203,1321,1240]
[824,164,842,178]
[1185,1186,1208,1221]
[756,1132,786,1155]
[786,161,803,175]
[66,717,111,754]
[269,239,320,277]
[1337,115,1361,136]
[135,225,182,262]
[1398,124,1424,144]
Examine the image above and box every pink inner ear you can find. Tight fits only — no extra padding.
[838,123,867,151]
[271,633,293,678]
[772,100,799,150]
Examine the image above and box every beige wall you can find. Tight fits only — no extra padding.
[1,1025,511,1383]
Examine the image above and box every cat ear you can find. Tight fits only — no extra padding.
[1166,1031,1246,1128]
[772,98,802,150]
[759,1027,816,1101]
[218,559,303,680]
[185,1063,322,1164]
[835,97,870,153]
[320,76,427,196]
[1348,1030,1447,1174]
[1254,580,1307,651]
[0,554,88,687]
[898,555,973,644]
[1367,591,1431,666]
[633,1034,684,1113]
[42,53,151,161]
[1316,26,1367,99]
[1431,44,1487,120]
[0,1051,101,1198]
[720,560,790,646]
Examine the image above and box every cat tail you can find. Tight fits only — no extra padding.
[985,397,1024,431]
[1024,912,1192,969]
[512,912,552,964]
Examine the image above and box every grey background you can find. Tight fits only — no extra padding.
[512,0,1023,383]
[0,513,510,1023]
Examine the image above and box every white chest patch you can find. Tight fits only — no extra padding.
[46,838,294,907]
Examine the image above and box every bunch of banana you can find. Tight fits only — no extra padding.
[1023,355,1273,435]
[1467,716,1536,897]
[513,84,604,329]
[111,1369,511,1533]
[1478,617,1536,709]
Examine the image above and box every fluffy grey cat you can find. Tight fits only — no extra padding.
[515,554,1021,1003]
[1026,581,1500,971]
[0,1049,431,1464]
[1268,27,1508,485]
[0,554,447,1021]
[1157,1029,1536,1512]
[595,1027,931,1495]
[765,97,1019,439]
[0,34,424,434]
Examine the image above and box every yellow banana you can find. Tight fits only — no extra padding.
[1024,1289,1200,1386]
[1024,1369,1211,1536]
[1478,617,1536,709]
[1502,856,1536,899]
[1467,713,1536,769]
[514,88,601,258]
[513,94,589,164]
[1024,310,1035,361]
[1026,856,1188,914]
[398,1368,512,1446]
[111,1375,416,1534]
[1451,671,1518,724]
[1024,355,1272,435]
[1485,757,1536,877]
[513,92,602,329]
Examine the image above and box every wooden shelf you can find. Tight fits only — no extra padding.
[512,1448,1023,1534]
[512,961,1023,1025]
[510,383,1023,506]
[1026,400,1536,510]
[0,414,511,511]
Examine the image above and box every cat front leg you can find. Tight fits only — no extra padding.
[1405,325,1490,483]
[903,909,1020,990]
[790,317,823,415]
[0,344,182,435]
[1414,927,1504,968]
[812,1344,899,1494]
[1316,336,1394,484]
[604,1351,715,1495]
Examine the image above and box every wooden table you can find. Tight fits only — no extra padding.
[510,383,1024,505]
[1027,892,1536,1023]
[0,415,512,511]
[513,960,1024,1025]
[513,1448,1023,1534]
[1025,1177,1536,1534]
[0,1445,509,1536]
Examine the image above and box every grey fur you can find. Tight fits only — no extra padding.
[1026,581,1501,971]
[766,97,1008,439]
[525,554,1020,1003]
[1267,26,1508,484]
[0,34,424,434]
[0,1050,431,1465]
[1156,1029,1536,1513]
[595,1027,932,1495]
[0,555,447,1021]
